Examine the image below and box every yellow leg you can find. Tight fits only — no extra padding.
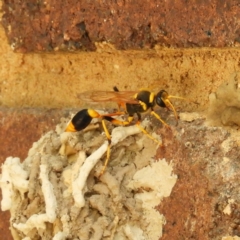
[99,112,164,175]
[101,119,111,139]
[109,118,129,126]
[106,115,162,145]
[101,112,126,117]
[136,121,162,145]
[99,115,132,176]
[99,145,110,177]
[150,111,170,128]
[99,119,112,176]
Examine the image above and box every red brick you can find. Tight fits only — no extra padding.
[1,0,240,52]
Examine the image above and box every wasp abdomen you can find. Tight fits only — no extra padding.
[71,109,93,131]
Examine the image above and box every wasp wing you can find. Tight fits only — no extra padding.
[78,91,139,104]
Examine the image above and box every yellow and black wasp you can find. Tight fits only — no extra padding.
[65,87,187,175]
[78,86,187,131]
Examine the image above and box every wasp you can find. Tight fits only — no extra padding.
[65,87,188,175]
[79,86,187,129]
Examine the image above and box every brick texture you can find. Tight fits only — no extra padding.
[1,0,240,52]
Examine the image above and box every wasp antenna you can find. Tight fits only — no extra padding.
[163,98,179,121]
[168,95,187,100]
[169,95,199,105]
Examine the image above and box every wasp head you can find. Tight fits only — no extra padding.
[156,90,169,108]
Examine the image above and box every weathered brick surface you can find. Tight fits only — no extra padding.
[0,107,70,240]
[1,0,240,52]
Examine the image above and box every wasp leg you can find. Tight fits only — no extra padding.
[99,115,130,176]
[99,115,134,176]
[99,119,112,177]
[103,116,130,126]
[134,113,162,145]
[101,112,126,117]
[108,113,162,145]
[107,114,162,145]
[135,121,161,144]
[99,114,131,176]
[150,110,171,128]
[99,111,166,175]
